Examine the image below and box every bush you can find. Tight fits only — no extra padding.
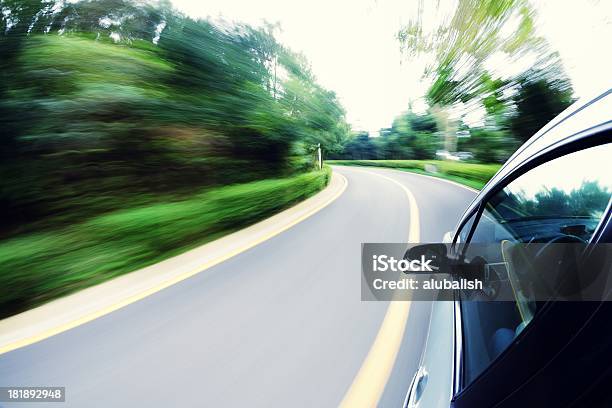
[457,128,520,163]
[0,167,331,317]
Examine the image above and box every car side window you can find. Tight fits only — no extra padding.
[460,142,612,387]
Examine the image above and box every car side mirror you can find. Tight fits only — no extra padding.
[404,244,449,270]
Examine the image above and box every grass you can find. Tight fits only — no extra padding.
[326,160,501,190]
[0,166,331,317]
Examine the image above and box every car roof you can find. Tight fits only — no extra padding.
[462,87,612,219]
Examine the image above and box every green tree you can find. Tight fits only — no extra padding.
[398,0,550,107]
[510,69,574,142]
[396,0,573,162]
[0,0,350,233]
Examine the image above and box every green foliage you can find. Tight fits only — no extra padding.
[457,128,519,163]
[334,132,377,159]
[509,70,574,142]
[0,0,349,236]
[0,1,346,314]
[330,111,440,160]
[0,167,331,316]
[398,0,550,107]
[396,0,575,161]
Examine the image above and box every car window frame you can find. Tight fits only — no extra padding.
[452,134,612,397]
[455,134,612,250]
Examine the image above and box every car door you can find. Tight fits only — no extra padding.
[403,211,479,408]
[403,300,455,408]
[452,141,612,407]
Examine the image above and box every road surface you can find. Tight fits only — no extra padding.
[0,166,476,408]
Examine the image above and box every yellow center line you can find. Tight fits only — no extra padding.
[339,168,419,408]
[0,173,348,356]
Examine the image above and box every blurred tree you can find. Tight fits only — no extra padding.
[0,0,350,235]
[569,181,610,217]
[480,72,511,128]
[396,0,574,162]
[332,110,439,160]
[458,128,518,163]
[509,69,574,142]
[398,0,550,107]
[338,132,377,160]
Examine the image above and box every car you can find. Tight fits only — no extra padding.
[454,151,474,161]
[437,150,475,161]
[404,88,612,408]
[436,150,453,160]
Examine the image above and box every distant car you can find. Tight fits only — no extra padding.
[453,151,474,161]
[436,150,474,161]
[436,150,452,160]
[404,89,612,408]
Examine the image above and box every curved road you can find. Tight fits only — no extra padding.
[0,166,476,408]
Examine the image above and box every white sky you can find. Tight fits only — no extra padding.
[170,0,612,133]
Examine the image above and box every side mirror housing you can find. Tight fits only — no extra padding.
[442,230,454,243]
[404,244,449,269]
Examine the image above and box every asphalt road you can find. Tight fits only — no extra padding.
[0,166,476,408]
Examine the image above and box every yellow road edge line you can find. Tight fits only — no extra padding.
[332,164,479,193]
[339,169,420,408]
[0,173,348,356]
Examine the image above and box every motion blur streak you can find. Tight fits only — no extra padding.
[0,173,348,356]
[0,0,350,317]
